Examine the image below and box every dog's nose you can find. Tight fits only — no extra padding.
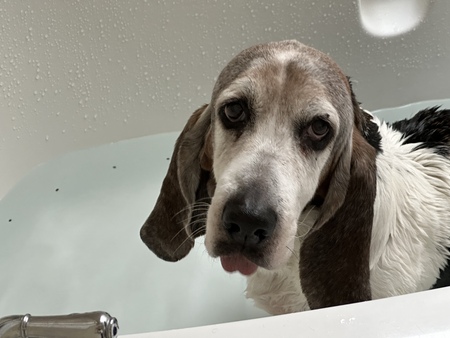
[222,193,277,246]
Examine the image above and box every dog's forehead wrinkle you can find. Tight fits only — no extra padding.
[212,40,350,104]
[214,51,348,132]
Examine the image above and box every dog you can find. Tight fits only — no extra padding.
[140,40,450,314]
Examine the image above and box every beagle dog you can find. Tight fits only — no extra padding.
[140,40,450,313]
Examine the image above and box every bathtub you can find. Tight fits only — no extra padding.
[1,1,450,337]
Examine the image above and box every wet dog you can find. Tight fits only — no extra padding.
[140,40,450,313]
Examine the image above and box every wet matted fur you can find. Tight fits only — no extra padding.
[140,40,450,313]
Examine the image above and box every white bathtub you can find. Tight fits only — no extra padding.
[1,1,450,337]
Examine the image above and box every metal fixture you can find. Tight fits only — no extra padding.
[0,311,119,338]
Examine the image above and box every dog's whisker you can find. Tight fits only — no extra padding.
[187,218,208,231]
[190,206,211,212]
[170,224,191,242]
[195,197,212,203]
[299,206,315,222]
[192,205,210,211]
[295,207,315,239]
[170,206,191,221]
[176,209,209,227]
[295,225,313,239]
[188,226,207,240]
[172,235,194,255]
[173,225,207,255]
[286,245,300,263]
[169,201,211,221]
[171,207,209,242]
[171,215,208,242]
[171,203,210,227]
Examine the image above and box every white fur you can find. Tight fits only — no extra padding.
[246,115,450,314]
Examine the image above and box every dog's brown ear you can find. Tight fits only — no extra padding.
[300,100,378,309]
[312,140,352,230]
[313,80,378,230]
[140,104,214,262]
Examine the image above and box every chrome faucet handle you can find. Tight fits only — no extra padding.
[0,311,119,338]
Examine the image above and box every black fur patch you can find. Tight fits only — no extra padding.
[362,111,382,152]
[347,78,382,152]
[391,107,450,156]
[432,253,450,289]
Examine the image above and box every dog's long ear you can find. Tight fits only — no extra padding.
[140,104,214,262]
[312,80,380,230]
[300,89,380,309]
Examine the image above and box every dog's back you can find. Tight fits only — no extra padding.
[392,107,450,153]
[391,107,450,289]
[370,108,450,298]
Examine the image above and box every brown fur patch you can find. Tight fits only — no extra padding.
[200,129,213,171]
[300,128,377,309]
[140,104,213,261]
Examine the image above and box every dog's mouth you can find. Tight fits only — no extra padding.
[209,238,269,276]
[220,254,259,276]
[212,239,276,276]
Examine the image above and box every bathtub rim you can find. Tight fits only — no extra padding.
[122,286,450,337]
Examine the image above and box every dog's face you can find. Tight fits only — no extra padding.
[205,43,353,273]
[141,40,376,308]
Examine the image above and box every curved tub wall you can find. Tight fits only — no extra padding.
[1,1,450,337]
[1,1,450,198]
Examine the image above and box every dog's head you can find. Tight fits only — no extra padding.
[140,40,378,305]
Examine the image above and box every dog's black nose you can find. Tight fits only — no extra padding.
[222,192,277,246]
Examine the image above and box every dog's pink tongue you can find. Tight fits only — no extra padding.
[220,255,258,276]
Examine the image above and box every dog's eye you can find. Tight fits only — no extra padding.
[309,118,329,138]
[224,102,247,123]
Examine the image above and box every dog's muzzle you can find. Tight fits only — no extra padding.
[218,190,278,275]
